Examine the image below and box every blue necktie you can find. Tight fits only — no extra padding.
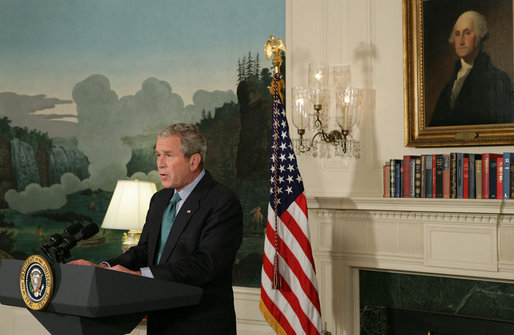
[156,192,181,263]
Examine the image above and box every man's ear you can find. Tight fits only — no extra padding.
[190,153,201,170]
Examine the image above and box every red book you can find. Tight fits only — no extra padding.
[497,157,503,199]
[432,154,437,198]
[383,162,391,198]
[463,157,469,199]
[482,154,490,199]
[482,154,502,199]
[403,155,418,198]
[443,154,450,198]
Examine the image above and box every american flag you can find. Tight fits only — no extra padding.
[260,73,322,334]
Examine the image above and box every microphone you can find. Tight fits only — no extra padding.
[41,222,83,250]
[63,222,85,236]
[41,222,83,261]
[57,223,99,251]
[54,223,99,263]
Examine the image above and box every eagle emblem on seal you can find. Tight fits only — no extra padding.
[29,268,45,298]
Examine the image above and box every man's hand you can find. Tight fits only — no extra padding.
[68,259,108,268]
[107,264,142,276]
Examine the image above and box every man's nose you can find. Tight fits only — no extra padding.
[157,156,165,167]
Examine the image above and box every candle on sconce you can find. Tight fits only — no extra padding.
[292,87,310,131]
[314,71,322,83]
[336,87,359,132]
[344,89,350,130]
[344,105,349,130]
[308,64,329,109]
[296,97,306,129]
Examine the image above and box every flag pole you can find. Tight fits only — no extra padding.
[265,35,286,290]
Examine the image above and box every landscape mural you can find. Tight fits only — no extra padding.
[0,0,285,287]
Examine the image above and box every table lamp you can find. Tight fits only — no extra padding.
[101,179,157,252]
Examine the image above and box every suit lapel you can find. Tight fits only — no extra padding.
[158,172,214,264]
[149,188,174,265]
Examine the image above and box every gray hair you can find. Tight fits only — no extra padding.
[448,10,489,46]
[158,123,207,168]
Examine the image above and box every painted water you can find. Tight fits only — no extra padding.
[1,190,124,263]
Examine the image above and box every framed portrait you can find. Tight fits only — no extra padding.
[404,0,514,147]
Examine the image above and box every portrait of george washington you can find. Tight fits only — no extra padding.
[423,1,514,127]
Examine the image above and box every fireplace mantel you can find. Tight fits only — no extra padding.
[307,196,514,214]
[306,196,514,335]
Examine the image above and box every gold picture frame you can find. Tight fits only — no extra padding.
[404,0,514,147]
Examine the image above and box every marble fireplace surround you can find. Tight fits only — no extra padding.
[307,196,514,335]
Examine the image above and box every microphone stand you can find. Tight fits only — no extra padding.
[54,246,72,264]
[41,245,56,263]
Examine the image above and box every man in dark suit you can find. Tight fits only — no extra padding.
[70,123,243,334]
[429,10,513,126]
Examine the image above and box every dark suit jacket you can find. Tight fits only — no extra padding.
[107,171,243,334]
[430,52,513,126]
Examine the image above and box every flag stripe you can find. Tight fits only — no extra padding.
[264,218,322,314]
[262,246,320,334]
[266,203,318,293]
[260,294,289,335]
[295,193,309,218]
[262,253,305,334]
[264,213,317,301]
[280,202,316,266]
[263,248,322,333]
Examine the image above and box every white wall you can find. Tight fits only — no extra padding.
[288,0,514,199]
[287,0,401,198]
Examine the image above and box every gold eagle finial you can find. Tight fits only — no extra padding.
[265,35,286,74]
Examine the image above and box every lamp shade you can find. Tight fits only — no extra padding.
[101,180,157,231]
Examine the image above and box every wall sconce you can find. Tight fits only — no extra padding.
[101,179,157,252]
[291,64,361,158]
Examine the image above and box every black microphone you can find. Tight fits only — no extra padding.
[63,222,84,236]
[41,222,83,249]
[41,222,84,261]
[57,223,99,252]
[42,233,63,250]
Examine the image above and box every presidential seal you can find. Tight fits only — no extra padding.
[19,254,54,310]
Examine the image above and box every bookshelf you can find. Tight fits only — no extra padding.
[383,153,514,200]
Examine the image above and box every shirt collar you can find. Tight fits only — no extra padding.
[460,58,473,71]
[456,58,473,79]
[172,170,206,210]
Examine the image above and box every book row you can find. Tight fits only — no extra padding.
[383,153,514,199]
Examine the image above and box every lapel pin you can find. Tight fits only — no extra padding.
[187,209,192,214]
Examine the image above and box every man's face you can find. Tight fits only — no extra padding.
[155,135,196,190]
[453,16,478,63]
